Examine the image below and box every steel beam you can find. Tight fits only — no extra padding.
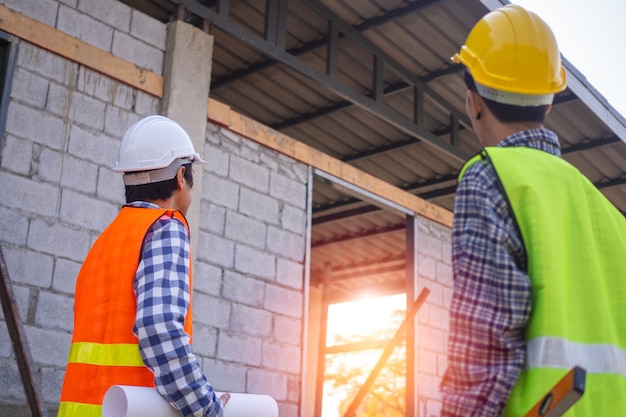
[211,0,441,88]
[179,0,470,163]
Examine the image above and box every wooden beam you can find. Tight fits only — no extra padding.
[0,5,163,97]
[207,99,453,227]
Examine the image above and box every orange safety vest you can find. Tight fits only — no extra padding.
[58,206,193,417]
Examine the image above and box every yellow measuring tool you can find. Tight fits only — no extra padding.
[523,366,586,417]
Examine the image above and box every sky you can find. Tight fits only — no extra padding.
[511,0,626,118]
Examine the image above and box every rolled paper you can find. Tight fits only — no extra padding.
[102,385,279,417]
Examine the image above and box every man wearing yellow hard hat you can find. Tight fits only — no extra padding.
[441,4,626,416]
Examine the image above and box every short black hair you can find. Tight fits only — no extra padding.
[125,163,193,203]
[464,70,548,124]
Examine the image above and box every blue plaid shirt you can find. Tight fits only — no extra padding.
[441,129,562,416]
[129,201,223,417]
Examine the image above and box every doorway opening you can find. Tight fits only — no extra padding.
[304,170,420,417]
[323,294,407,417]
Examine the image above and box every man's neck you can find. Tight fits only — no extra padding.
[484,120,544,147]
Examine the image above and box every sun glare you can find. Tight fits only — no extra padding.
[326,293,406,345]
[322,293,407,417]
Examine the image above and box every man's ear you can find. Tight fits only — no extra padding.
[176,166,186,190]
[467,90,484,121]
[545,104,552,116]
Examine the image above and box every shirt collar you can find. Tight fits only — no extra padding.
[124,201,161,209]
[497,128,561,157]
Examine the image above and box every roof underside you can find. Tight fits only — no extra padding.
[122,0,626,302]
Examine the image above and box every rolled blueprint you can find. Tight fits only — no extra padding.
[102,385,279,417]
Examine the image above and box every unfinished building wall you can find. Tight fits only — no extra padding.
[0,1,454,417]
[0,0,308,415]
[0,1,167,415]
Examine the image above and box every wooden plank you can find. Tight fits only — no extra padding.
[0,248,48,417]
[0,5,163,97]
[208,98,453,227]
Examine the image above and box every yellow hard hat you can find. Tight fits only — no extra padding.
[452,4,566,106]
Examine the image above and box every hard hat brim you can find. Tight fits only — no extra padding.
[122,156,205,186]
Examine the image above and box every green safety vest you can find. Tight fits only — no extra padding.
[460,147,626,416]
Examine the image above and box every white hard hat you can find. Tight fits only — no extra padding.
[114,115,207,185]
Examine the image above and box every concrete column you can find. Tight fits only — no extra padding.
[161,19,214,253]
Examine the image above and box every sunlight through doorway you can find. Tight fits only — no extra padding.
[322,294,407,417]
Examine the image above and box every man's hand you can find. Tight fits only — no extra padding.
[220,392,231,408]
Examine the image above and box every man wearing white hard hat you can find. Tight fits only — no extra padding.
[58,115,230,417]
[441,4,626,417]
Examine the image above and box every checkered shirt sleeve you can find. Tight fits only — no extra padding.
[132,205,223,417]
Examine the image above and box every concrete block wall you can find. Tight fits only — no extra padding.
[0,1,167,413]
[0,2,309,416]
[416,217,452,417]
[1,0,166,75]
[192,123,308,416]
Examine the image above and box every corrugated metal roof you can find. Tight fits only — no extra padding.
[122,0,626,300]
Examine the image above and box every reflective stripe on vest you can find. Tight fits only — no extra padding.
[57,402,101,417]
[68,342,144,367]
[527,337,626,377]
